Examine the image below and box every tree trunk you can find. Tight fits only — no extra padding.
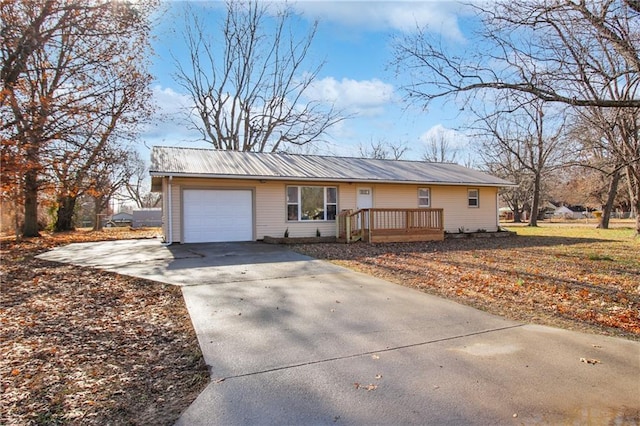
[22,168,40,237]
[93,201,103,231]
[512,201,522,222]
[528,173,541,227]
[597,169,620,229]
[13,201,22,242]
[630,180,639,237]
[54,195,77,232]
[625,165,640,237]
[92,195,108,231]
[633,193,640,237]
[513,208,522,223]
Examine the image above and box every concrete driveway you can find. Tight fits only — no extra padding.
[39,240,640,425]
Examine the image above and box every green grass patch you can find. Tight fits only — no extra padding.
[505,224,636,241]
[505,224,639,269]
[587,253,615,262]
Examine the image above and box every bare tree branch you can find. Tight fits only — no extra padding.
[357,138,409,160]
[173,1,345,153]
[392,0,640,109]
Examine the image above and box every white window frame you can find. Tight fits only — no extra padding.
[286,186,338,221]
[418,187,431,208]
[468,188,479,208]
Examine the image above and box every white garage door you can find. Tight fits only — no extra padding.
[183,189,253,243]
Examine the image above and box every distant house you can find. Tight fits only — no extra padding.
[132,208,162,228]
[553,205,588,219]
[149,147,514,244]
[106,212,133,227]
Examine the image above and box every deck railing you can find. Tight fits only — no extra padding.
[337,208,444,243]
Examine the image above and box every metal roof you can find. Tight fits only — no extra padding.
[149,146,514,187]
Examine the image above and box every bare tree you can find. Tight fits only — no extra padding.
[357,138,409,160]
[87,146,141,231]
[124,151,161,209]
[48,60,153,232]
[483,148,534,223]
[1,0,156,237]
[473,97,569,226]
[174,1,344,153]
[568,107,637,228]
[392,0,639,233]
[421,129,459,163]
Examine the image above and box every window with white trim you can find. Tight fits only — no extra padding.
[418,188,431,207]
[287,186,337,221]
[468,188,479,208]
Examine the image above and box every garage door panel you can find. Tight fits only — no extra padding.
[183,189,253,243]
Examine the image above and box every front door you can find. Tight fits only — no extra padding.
[357,187,373,210]
[357,187,373,229]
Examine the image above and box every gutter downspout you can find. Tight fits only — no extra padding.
[496,191,500,231]
[162,176,173,245]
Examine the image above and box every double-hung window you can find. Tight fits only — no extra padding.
[418,188,431,207]
[287,186,337,221]
[468,188,479,208]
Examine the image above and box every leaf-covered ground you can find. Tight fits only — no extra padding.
[292,225,640,340]
[1,228,209,425]
[2,225,638,424]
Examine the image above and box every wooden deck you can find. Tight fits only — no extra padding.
[337,208,444,243]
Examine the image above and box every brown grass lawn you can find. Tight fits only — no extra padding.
[292,223,640,340]
[1,228,209,425]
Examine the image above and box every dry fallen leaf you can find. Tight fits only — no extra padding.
[354,382,378,391]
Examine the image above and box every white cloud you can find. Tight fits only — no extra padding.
[305,76,395,116]
[419,124,469,149]
[292,1,469,40]
[141,85,204,148]
[152,85,191,114]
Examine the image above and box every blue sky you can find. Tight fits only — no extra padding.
[142,1,477,161]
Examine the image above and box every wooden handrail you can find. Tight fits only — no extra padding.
[338,208,444,243]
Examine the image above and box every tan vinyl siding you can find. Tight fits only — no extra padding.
[168,178,356,241]
[368,184,498,232]
[371,184,420,209]
[170,181,181,242]
[431,186,499,232]
[339,184,357,211]
[254,182,283,238]
[164,178,499,242]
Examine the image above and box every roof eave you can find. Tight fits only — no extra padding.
[149,171,516,187]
